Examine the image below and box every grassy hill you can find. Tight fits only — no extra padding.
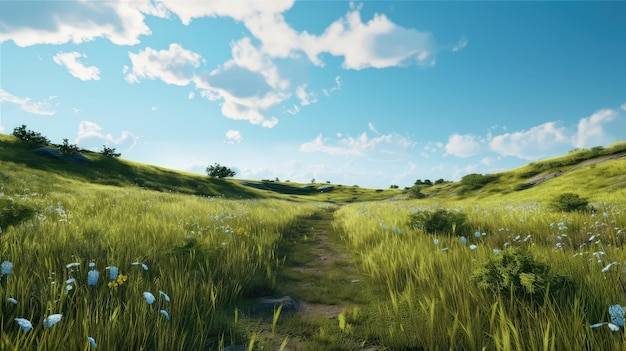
[0,133,402,203]
[2,131,626,350]
[2,132,625,204]
[420,141,626,204]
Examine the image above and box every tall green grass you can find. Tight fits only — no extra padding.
[335,199,626,350]
[0,177,317,349]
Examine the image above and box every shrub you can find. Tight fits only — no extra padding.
[550,193,589,212]
[460,173,499,191]
[102,145,121,158]
[472,249,573,303]
[408,209,467,235]
[58,139,80,154]
[514,183,534,191]
[407,186,426,199]
[0,198,35,233]
[206,163,236,178]
[12,125,50,147]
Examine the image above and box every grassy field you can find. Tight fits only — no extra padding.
[2,132,626,350]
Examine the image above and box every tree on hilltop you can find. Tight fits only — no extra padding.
[206,163,236,178]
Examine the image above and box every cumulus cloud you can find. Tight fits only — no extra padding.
[445,134,481,158]
[225,130,243,144]
[0,89,56,115]
[53,52,100,81]
[300,130,414,156]
[298,3,436,69]
[75,121,138,149]
[489,122,568,159]
[125,43,203,85]
[572,108,617,148]
[0,0,161,46]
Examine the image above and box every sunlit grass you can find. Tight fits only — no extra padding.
[0,178,317,349]
[334,198,626,350]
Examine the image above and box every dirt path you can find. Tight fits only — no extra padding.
[233,205,379,351]
[275,205,366,319]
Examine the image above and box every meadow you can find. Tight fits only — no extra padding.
[2,133,626,350]
[0,171,319,349]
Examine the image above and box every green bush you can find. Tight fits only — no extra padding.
[408,209,467,235]
[550,193,589,212]
[472,249,572,303]
[0,198,35,233]
[12,125,50,147]
[102,145,121,158]
[58,139,80,154]
[460,173,499,191]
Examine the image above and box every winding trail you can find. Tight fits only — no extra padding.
[275,205,365,319]
[237,204,379,351]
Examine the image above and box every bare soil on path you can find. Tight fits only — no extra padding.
[236,205,380,351]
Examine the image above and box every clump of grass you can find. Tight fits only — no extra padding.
[550,193,589,212]
[0,198,34,232]
[472,248,574,304]
[408,208,468,236]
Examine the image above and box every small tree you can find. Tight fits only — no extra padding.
[550,193,589,212]
[58,139,80,154]
[101,145,121,158]
[12,125,50,146]
[206,163,236,178]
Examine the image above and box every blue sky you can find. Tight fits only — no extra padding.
[1,1,624,189]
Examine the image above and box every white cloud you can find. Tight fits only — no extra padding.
[445,134,481,158]
[159,0,294,26]
[572,108,617,148]
[621,103,626,111]
[193,38,288,127]
[452,37,468,52]
[53,52,101,81]
[188,91,195,99]
[0,89,56,115]
[489,122,568,159]
[299,4,436,69]
[300,130,414,156]
[295,85,317,106]
[75,121,138,149]
[322,76,343,96]
[125,43,203,85]
[225,130,243,144]
[164,2,437,70]
[368,122,379,134]
[0,0,161,46]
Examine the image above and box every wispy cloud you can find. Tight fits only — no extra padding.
[225,130,243,144]
[368,122,380,134]
[444,133,481,158]
[0,89,56,115]
[53,52,100,81]
[572,108,617,148]
[295,85,317,106]
[489,122,568,159]
[75,121,138,150]
[452,37,468,52]
[300,129,414,156]
[125,43,203,86]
